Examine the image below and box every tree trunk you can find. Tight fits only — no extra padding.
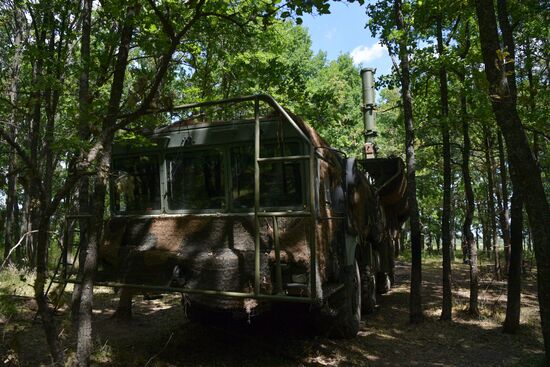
[496,132,511,274]
[450,199,456,261]
[76,172,108,367]
[503,185,522,333]
[459,70,479,316]
[34,218,65,365]
[475,0,550,359]
[527,226,532,253]
[3,5,25,264]
[114,288,134,320]
[76,5,137,365]
[437,17,452,321]
[72,0,92,322]
[484,126,500,279]
[28,97,42,270]
[475,227,480,251]
[394,0,423,323]
[19,192,30,263]
[481,203,490,255]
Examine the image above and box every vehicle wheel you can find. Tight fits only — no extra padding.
[376,271,391,294]
[361,265,377,314]
[332,261,361,338]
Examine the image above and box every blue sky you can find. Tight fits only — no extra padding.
[301,1,392,77]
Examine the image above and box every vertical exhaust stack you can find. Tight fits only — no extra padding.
[361,67,377,159]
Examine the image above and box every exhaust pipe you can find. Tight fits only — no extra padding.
[361,67,377,159]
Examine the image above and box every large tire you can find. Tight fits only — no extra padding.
[331,261,361,338]
[361,265,377,314]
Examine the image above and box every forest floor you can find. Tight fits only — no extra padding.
[0,255,545,367]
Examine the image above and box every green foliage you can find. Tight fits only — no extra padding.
[0,264,35,319]
[366,0,550,245]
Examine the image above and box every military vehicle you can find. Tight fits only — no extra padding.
[57,69,408,338]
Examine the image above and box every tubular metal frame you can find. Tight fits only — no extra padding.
[56,94,319,304]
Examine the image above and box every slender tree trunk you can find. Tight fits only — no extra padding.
[496,133,511,274]
[28,112,42,271]
[527,225,532,253]
[19,192,30,263]
[481,203,490,255]
[484,127,500,279]
[475,0,550,360]
[503,184,523,333]
[76,168,108,367]
[34,217,65,365]
[475,227,480,251]
[394,0,423,323]
[437,17,452,321]
[77,5,137,365]
[450,199,456,261]
[35,9,67,363]
[72,0,92,322]
[459,71,479,316]
[3,5,25,264]
[394,235,401,258]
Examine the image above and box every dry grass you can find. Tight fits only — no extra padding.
[0,256,545,366]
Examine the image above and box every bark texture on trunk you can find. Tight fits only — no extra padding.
[394,0,423,323]
[459,71,479,316]
[496,133,511,274]
[503,186,522,333]
[484,127,500,278]
[76,4,136,365]
[34,219,65,365]
[437,17,452,321]
[3,5,25,264]
[72,0,92,322]
[475,0,550,359]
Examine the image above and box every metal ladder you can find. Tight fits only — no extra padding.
[252,97,317,299]
[43,215,90,313]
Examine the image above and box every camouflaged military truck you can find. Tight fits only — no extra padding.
[84,70,408,338]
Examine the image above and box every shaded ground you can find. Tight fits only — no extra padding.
[0,258,545,366]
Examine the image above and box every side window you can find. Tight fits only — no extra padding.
[231,146,255,209]
[112,155,161,214]
[230,143,305,209]
[166,150,225,210]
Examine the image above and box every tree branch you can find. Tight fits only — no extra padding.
[114,0,207,128]
[445,16,461,46]
[200,11,249,30]
[525,126,550,142]
[0,125,36,174]
[146,0,176,41]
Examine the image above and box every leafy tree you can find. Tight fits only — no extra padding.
[475,0,550,359]
[367,0,424,323]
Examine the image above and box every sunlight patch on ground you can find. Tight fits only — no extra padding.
[305,352,346,366]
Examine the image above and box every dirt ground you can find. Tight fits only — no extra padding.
[0,258,545,366]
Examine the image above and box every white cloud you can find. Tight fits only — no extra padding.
[350,43,386,65]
